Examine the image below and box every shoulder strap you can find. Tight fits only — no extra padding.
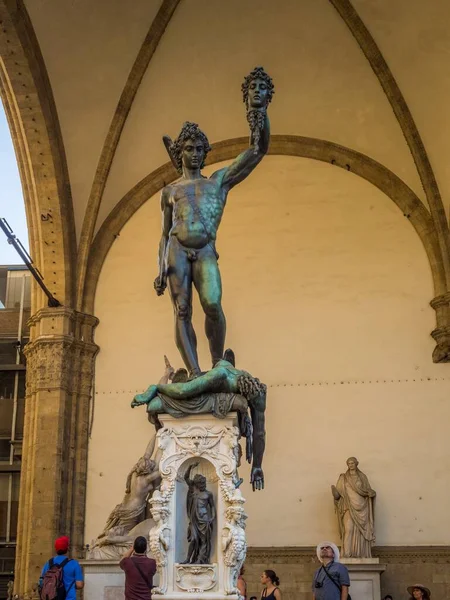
[323,565,342,592]
[65,581,75,593]
[131,558,152,590]
[49,558,54,569]
[59,558,70,569]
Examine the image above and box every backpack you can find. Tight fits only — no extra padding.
[40,557,73,600]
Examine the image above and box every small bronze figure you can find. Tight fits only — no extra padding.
[182,463,216,564]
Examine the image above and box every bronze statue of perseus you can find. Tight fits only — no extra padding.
[155,67,274,378]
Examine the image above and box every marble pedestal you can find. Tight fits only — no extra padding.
[80,561,123,600]
[150,413,247,600]
[340,558,386,600]
[81,560,162,600]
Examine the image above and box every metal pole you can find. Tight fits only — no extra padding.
[0,218,60,307]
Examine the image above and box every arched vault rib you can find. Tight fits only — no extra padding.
[329,0,450,289]
[0,0,76,308]
[75,0,181,311]
[82,135,445,320]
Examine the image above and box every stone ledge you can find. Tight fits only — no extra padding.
[246,546,450,563]
[79,560,122,574]
[341,557,379,564]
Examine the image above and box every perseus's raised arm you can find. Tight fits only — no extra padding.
[213,113,270,192]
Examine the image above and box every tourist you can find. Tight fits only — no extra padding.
[260,570,281,600]
[383,595,393,600]
[39,536,84,600]
[120,536,156,600]
[6,575,14,600]
[407,584,431,600]
[312,541,350,600]
[237,565,247,599]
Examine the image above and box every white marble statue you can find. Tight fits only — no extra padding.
[222,503,247,596]
[149,491,171,594]
[88,435,161,559]
[88,361,177,559]
[331,456,376,558]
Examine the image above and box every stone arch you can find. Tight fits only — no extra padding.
[0,0,76,309]
[330,0,450,288]
[75,0,181,310]
[82,134,445,317]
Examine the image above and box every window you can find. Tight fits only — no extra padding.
[0,372,25,439]
[0,473,20,542]
[4,272,31,310]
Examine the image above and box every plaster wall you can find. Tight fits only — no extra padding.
[353,0,450,219]
[99,0,424,231]
[86,156,450,548]
[25,0,162,237]
[22,0,450,244]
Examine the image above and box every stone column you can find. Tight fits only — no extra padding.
[14,307,98,596]
[431,292,450,363]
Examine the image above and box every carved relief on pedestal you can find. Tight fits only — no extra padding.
[149,415,244,599]
[149,491,171,594]
[158,424,237,481]
[175,564,217,593]
[222,500,247,595]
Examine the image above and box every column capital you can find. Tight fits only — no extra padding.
[430,293,450,363]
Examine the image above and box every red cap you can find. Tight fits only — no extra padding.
[54,536,70,553]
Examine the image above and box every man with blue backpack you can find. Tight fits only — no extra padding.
[40,536,84,600]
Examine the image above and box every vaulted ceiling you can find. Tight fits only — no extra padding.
[1,0,450,332]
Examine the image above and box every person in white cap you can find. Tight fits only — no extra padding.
[407,584,431,600]
[312,541,350,600]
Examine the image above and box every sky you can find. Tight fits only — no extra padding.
[0,102,28,265]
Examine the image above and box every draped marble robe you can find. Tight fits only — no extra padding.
[334,464,375,558]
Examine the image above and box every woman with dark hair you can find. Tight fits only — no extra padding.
[237,565,247,599]
[407,584,431,600]
[382,595,393,600]
[260,570,281,600]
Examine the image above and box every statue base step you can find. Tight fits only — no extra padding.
[80,560,238,600]
[80,560,127,600]
[340,559,386,600]
[153,595,238,600]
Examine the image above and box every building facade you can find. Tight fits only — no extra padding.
[0,267,30,598]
